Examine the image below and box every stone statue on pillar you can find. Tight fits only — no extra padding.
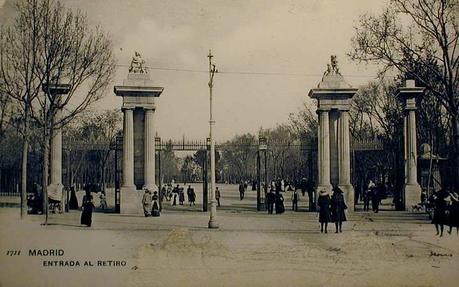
[129,51,147,74]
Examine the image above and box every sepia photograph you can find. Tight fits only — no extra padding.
[0,0,458,286]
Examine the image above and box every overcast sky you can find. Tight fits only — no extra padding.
[1,0,388,141]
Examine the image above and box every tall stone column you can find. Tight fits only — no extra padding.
[338,109,354,209]
[49,108,64,212]
[122,108,135,189]
[318,109,332,193]
[144,108,156,191]
[396,79,424,210]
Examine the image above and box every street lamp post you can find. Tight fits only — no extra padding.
[208,50,219,229]
[258,137,267,210]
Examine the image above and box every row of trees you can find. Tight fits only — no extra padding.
[0,0,116,220]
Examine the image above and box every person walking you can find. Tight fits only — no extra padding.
[80,189,95,227]
[448,191,459,235]
[189,187,196,206]
[215,187,221,207]
[432,189,449,236]
[275,190,285,214]
[331,186,347,233]
[151,190,160,217]
[317,189,332,233]
[371,185,380,213]
[291,190,299,211]
[363,188,371,212]
[239,182,245,200]
[142,188,152,217]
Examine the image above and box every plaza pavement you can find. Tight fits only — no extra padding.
[0,184,458,287]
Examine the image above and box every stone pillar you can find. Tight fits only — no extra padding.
[318,109,332,193]
[49,108,64,211]
[338,109,354,210]
[397,79,424,210]
[144,108,156,191]
[122,108,135,189]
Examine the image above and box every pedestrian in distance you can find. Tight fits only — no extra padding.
[187,185,192,203]
[99,191,107,210]
[179,188,185,205]
[239,182,245,200]
[331,186,347,233]
[151,190,160,217]
[447,191,459,235]
[317,189,332,233]
[371,185,380,213]
[363,188,371,212]
[275,190,285,214]
[291,189,299,211]
[432,189,449,236]
[189,187,196,206]
[142,188,152,217]
[80,188,95,227]
[215,187,221,207]
[266,188,275,214]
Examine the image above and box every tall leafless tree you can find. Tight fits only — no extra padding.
[0,0,116,223]
[349,0,459,189]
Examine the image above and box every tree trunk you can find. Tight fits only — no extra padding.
[21,133,29,219]
[42,128,50,225]
[20,104,30,219]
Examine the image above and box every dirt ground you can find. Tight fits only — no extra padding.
[1,185,458,287]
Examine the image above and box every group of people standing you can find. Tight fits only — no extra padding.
[362,180,386,213]
[265,188,285,214]
[142,188,160,217]
[317,186,348,233]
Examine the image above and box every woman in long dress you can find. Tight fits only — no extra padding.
[80,189,95,227]
[275,191,285,214]
[331,186,347,233]
[318,189,331,233]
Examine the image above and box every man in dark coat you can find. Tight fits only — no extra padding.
[331,186,347,233]
[239,183,245,200]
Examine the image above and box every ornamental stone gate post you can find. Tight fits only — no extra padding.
[308,56,358,210]
[43,84,71,213]
[396,80,424,211]
[114,53,164,214]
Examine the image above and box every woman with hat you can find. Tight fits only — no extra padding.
[331,186,347,233]
[317,189,332,233]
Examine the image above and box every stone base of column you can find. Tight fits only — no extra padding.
[47,183,64,213]
[404,183,422,212]
[339,184,354,211]
[120,186,143,215]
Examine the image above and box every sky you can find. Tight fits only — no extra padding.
[0,0,389,141]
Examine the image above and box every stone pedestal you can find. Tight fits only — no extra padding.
[308,61,358,210]
[396,80,425,211]
[115,73,164,214]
